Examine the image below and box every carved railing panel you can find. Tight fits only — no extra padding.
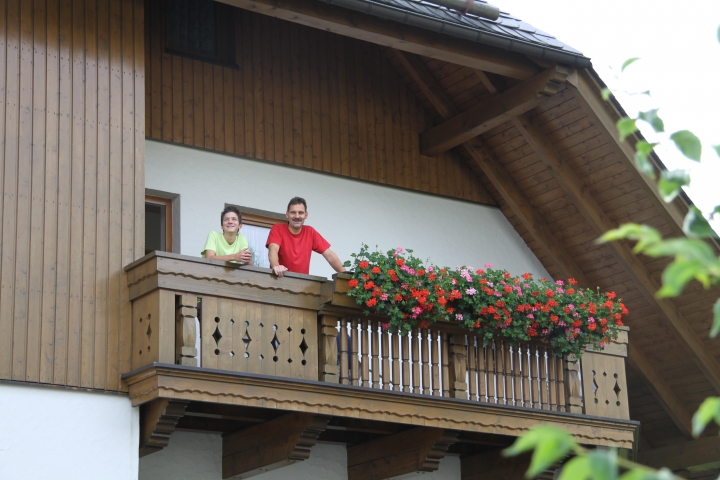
[199,295,318,380]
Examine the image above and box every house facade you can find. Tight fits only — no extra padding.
[0,0,717,479]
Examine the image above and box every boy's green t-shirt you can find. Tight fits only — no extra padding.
[201,231,249,261]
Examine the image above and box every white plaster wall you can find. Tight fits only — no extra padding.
[0,383,139,480]
[139,431,460,480]
[146,141,549,280]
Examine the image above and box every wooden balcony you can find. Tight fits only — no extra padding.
[123,252,638,478]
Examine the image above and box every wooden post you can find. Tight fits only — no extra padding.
[318,315,339,383]
[176,294,198,367]
[564,354,583,414]
[441,332,450,397]
[449,334,467,399]
[340,318,349,385]
[581,327,630,420]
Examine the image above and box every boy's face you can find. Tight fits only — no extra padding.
[222,212,241,234]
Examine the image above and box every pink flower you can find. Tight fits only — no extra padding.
[573,312,579,317]
[558,321,567,327]
[588,317,595,323]
[401,283,409,290]
[568,304,575,310]
[526,314,534,319]
[494,292,502,297]
[381,323,390,330]
[395,247,404,253]
[556,287,565,294]
[485,263,493,268]
[556,280,564,286]
[451,279,457,285]
[427,266,434,273]
[412,307,422,315]
[380,293,389,301]
[542,329,549,335]
[465,288,477,296]
[455,314,464,321]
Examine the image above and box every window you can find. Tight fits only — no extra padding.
[227,205,286,268]
[165,0,237,67]
[146,191,180,255]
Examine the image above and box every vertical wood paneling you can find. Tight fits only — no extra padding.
[0,0,144,390]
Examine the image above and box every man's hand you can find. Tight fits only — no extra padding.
[272,265,289,277]
[233,248,252,264]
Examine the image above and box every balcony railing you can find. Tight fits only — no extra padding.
[125,252,630,423]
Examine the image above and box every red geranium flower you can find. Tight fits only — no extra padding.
[371,266,381,274]
[607,291,616,299]
[348,279,359,288]
[396,259,405,266]
[366,298,377,307]
[568,278,577,284]
[364,281,375,290]
[359,261,369,269]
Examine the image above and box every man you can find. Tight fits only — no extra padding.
[202,206,253,264]
[266,197,345,277]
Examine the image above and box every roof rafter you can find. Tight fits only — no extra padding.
[392,50,586,283]
[217,0,539,79]
[419,66,568,156]
[637,434,720,470]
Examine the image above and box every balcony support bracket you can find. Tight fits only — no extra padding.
[222,412,329,479]
[139,398,190,457]
[346,427,458,480]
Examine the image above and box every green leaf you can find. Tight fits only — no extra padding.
[656,259,705,298]
[617,470,650,480]
[643,238,715,263]
[638,109,664,133]
[692,397,720,437]
[670,130,702,161]
[634,141,657,179]
[558,456,591,480]
[713,145,720,157]
[343,260,351,268]
[598,223,662,253]
[657,169,690,202]
[711,298,720,339]
[587,449,618,480]
[683,206,716,238]
[617,118,638,141]
[601,88,612,101]
[621,57,640,72]
[503,426,577,478]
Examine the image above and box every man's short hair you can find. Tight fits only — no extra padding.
[287,197,307,212]
[221,205,242,223]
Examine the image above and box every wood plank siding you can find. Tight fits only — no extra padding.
[144,5,494,206]
[0,0,144,391]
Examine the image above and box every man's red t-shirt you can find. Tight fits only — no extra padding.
[266,224,330,275]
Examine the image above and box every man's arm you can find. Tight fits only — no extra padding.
[268,243,289,277]
[205,249,252,264]
[322,249,346,273]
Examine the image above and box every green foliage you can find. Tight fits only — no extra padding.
[683,206,716,238]
[633,140,657,178]
[712,298,720,338]
[670,130,702,161]
[503,426,579,478]
[638,109,664,133]
[692,397,720,437]
[617,117,638,141]
[657,169,689,202]
[601,88,613,101]
[621,57,640,71]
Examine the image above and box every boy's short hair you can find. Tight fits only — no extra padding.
[221,205,242,223]
[286,197,307,212]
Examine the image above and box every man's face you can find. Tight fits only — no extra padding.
[286,204,308,230]
[222,212,241,233]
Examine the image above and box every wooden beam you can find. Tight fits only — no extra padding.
[638,436,720,470]
[222,412,329,479]
[461,450,533,480]
[628,344,693,438]
[347,427,458,480]
[420,66,568,155]
[139,398,190,457]
[512,113,720,396]
[392,51,587,283]
[216,0,539,79]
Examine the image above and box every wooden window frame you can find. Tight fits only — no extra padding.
[162,0,238,69]
[146,195,173,253]
[226,204,287,229]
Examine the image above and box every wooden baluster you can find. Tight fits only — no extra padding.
[372,321,381,389]
[564,354,582,413]
[421,328,430,395]
[467,336,478,401]
[176,294,198,367]
[391,330,401,391]
[478,341,487,402]
[522,344,531,408]
[441,332,450,397]
[350,319,359,386]
[512,344,522,406]
[486,340,496,403]
[556,356,567,412]
[361,319,370,387]
[503,342,512,406]
[340,318,349,385]
[381,324,390,390]
[431,329,440,396]
[548,349,558,411]
[411,328,420,394]
[531,346,540,409]
[449,334,467,399]
[319,315,339,383]
[539,347,549,410]
[401,333,410,393]
[496,341,506,405]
